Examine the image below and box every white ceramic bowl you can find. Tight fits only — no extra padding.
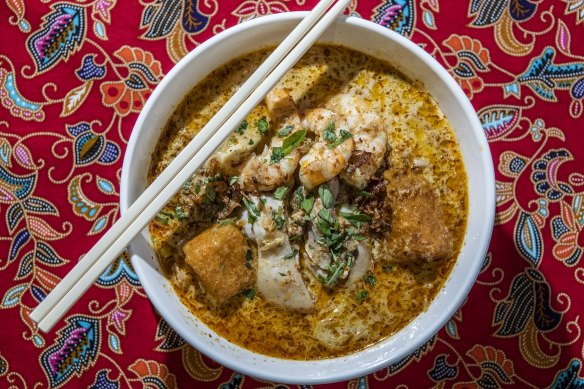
[120,12,495,385]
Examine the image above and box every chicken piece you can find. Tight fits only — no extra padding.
[344,241,372,286]
[182,223,253,303]
[387,174,453,262]
[241,195,315,311]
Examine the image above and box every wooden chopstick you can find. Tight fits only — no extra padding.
[30,0,350,333]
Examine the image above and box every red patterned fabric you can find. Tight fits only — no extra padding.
[1,0,584,388]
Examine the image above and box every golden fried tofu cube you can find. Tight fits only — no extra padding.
[183,223,253,303]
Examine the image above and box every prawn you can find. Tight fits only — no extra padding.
[239,89,305,192]
[331,95,388,189]
[298,109,354,190]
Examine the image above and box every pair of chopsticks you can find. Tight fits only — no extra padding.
[30,0,350,332]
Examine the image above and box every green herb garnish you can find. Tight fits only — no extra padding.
[340,208,372,228]
[294,186,304,203]
[175,205,188,220]
[355,290,369,301]
[242,197,260,224]
[205,185,216,202]
[329,129,353,148]
[245,249,253,269]
[194,183,201,194]
[283,249,298,260]
[248,139,254,145]
[270,129,307,164]
[228,176,238,186]
[217,217,237,226]
[272,210,285,230]
[318,184,334,209]
[256,117,269,135]
[364,274,376,286]
[274,186,288,200]
[278,124,294,137]
[323,121,336,143]
[242,288,256,299]
[301,197,315,215]
[155,211,174,225]
[234,120,248,135]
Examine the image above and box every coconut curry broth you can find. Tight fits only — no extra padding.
[148,45,468,359]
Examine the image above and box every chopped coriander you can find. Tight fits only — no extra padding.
[175,205,188,220]
[323,121,336,143]
[318,184,334,209]
[282,129,307,155]
[278,124,294,137]
[355,290,369,301]
[155,211,173,224]
[205,185,216,202]
[294,186,304,203]
[242,197,260,224]
[318,208,335,224]
[323,260,346,286]
[234,119,248,135]
[245,249,253,269]
[228,176,238,186]
[353,234,366,241]
[301,197,315,215]
[270,147,284,164]
[274,186,288,200]
[340,208,372,228]
[270,130,307,164]
[283,249,298,260]
[248,139,254,145]
[364,274,376,286]
[260,197,267,207]
[355,188,372,197]
[242,288,256,299]
[217,217,237,226]
[256,117,269,135]
[329,129,352,148]
[272,210,285,230]
[289,234,301,242]
[279,272,287,277]
[382,264,393,272]
[182,179,192,191]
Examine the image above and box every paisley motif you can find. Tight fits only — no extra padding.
[372,0,415,37]
[0,165,36,202]
[514,211,543,265]
[26,3,87,72]
[478,105,520,140]
[493,268,561,336]
[40,315,101,388]
[517,48,584,102]
[0,69,45,121]
[549,359,584,388]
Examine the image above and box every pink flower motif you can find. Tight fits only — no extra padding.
[232,0,289,21]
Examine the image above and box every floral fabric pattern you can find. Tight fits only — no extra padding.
[0,0,583,388]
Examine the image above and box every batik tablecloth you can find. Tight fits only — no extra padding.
[1,0,583,387]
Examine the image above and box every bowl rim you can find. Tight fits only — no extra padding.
[120,11,495,384]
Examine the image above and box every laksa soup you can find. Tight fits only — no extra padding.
[148,45,468,360]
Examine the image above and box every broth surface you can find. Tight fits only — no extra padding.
[148,45,467,359]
